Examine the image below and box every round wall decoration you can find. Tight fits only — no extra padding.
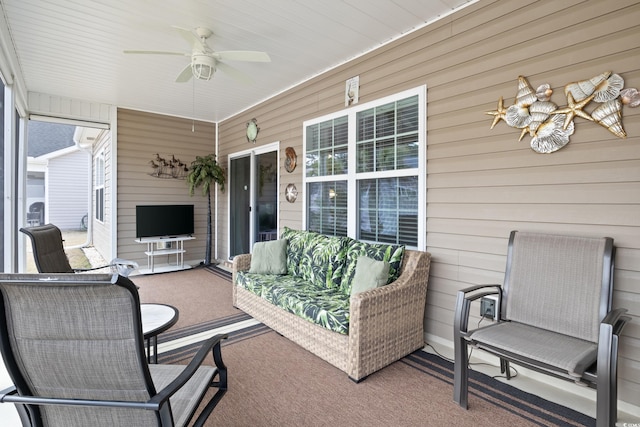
[284,147,297,173]
[285,183,298,203]
[246,118,259,143]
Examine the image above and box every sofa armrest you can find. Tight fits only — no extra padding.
[232,254,252,279]
[232,253,252,305]
[347,249,431,380]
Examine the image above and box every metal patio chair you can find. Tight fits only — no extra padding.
[453,230,630,427]
[20,223,138,276]
[0,273,228,427]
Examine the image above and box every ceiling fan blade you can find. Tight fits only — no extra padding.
[175,64,193,83]
[124,50,188,56]
[171,25,208,52]
[214,51,271,62]
[216,62,252,84]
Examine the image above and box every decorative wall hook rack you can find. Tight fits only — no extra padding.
[148,153,190,179]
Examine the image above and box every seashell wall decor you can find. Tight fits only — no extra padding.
[486,72,638,153]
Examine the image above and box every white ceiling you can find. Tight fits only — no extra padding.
[0,0,475,123]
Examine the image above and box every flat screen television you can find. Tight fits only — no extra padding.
[136,204,194,239]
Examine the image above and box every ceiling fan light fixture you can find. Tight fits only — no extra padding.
[191,54,216,80]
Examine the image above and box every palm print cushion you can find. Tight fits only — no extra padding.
[238,229,404,334]
[236,271,350,334]
[338,238,405,295]
[281,227,347,289]
[281,227,307,278]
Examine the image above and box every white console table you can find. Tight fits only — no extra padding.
[135,236,195,274]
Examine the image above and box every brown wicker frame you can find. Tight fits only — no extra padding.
[232,249,431,381]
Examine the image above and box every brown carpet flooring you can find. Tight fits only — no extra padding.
[132,267,241,330]
[133,267,595,427]
[198,331,593,427]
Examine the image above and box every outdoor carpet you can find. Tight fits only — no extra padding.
[132,267,596,427]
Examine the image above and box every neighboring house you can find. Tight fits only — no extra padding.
[84,127,113,264]
[27,121,91,230]
[27,121,113,262]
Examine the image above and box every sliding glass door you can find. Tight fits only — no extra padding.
[229,155,251,258]
[229,143,279,258]
[254,150,278,242]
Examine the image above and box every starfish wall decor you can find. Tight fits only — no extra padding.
[486,72,639,153]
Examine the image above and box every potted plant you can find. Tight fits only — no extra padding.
[187,154,225,266]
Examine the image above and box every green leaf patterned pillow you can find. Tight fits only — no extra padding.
[281,227,347,289]
[339,238,405,294]
[299,232,347,289]
[281,227,309,277]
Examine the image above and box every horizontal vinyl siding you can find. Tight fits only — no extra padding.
[47,149,90,230]
[217,0,640,408]
[116,109,216,268]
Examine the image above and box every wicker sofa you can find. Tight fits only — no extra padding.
[232,227,431,381]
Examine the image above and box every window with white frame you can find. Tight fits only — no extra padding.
[95,152,105,222]
[304,86,425,249]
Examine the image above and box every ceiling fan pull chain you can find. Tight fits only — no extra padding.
[192,76,195,132]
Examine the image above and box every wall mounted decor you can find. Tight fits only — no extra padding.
[285,183,298,203]
[148,153,189,179]
[284,147,297,173]
[487,72,639,153]
[246,118,259,143]
[345,75,360,106]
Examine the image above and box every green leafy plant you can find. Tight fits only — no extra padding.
[187,154,225,266]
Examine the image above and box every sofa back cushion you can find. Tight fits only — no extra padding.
[349,256,390,295]
[248,239,288,275]
[281,227,347,289]
[339,238,405,294]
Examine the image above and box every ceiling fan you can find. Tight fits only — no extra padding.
[124,26,270,83]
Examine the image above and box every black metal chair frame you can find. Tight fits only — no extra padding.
[20,223,138,276]
[0,273,228,427]
[453,231,630,427]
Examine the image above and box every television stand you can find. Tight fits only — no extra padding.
[135,235,195,274]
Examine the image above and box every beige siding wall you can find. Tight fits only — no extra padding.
[216,0,640,408]
[115,109,216,267]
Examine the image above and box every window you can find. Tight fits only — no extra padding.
[95,152,105,222]
[303,87,425,249]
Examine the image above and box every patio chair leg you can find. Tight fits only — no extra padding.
[453,335,469,409]
[596,326,618,427]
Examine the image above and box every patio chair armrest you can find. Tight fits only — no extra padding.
[458,284,502,302]
[72,259,139,277]
[0,385,157,410]
[150,333,228,406]
[601,308,631,336]
[0,385,17,401]
[454,284,502,335]
[73,265,110,273]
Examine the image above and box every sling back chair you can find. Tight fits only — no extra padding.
[0,273,228,427]
[20,223,138,277]
[453,231,630,427]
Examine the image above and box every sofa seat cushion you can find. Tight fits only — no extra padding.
[281,227,347,289]
[236,271,350,335]
[339,238,405,295]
